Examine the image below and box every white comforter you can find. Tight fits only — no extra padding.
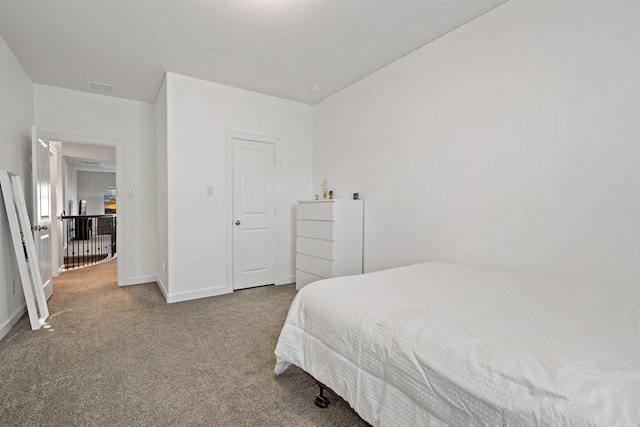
[274,262,640,426]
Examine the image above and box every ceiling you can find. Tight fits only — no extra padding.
[0,0,508,105]
[62,142,116,172]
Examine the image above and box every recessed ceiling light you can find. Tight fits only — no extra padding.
[310,84,321,92]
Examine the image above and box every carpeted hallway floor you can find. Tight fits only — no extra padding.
[0,260,370,426]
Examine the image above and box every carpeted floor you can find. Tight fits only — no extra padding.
[0,260,370,426]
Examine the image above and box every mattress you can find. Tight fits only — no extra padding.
[274,262,640,426]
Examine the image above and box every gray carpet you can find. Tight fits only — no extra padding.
[0,260,370,426]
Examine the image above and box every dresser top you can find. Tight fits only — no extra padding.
[298,199,363,204]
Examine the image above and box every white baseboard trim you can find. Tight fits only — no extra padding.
[166,286,231,304]
[156,276,169,301]
[124,275,157,287]
[0,305,26,341]
[277,275,295,285]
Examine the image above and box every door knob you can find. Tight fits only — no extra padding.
[235,220,241,225]
[34,225,48,231]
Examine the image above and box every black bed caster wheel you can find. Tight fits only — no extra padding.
[315,394,330,408]
[314,379,330,408]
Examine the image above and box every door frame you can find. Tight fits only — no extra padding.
[38,130,126,288]
[225,131,279,293]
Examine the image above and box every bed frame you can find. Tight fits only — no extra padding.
[313,379,330,408]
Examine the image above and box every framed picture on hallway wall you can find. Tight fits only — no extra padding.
[104,195,116,214]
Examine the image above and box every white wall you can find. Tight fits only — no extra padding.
[0,35,33,339]
[34,85,157,286]
[164,72,312,302]
[154,77,168,294]
[61,142,116,215]
[63,158,78,215]
[76,171,116,215]
[313,0,640,290]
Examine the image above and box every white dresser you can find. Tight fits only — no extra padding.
[296,200,364,290]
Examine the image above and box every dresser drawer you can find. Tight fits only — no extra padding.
[296,269,324,290]
[296,253,333,278]
[297,202,334,220]
[296,236,333,260]
[296,220,333,240]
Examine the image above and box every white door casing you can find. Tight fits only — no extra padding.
[232,138,276,290]
[32,126,54,300]
[33,130,125,287]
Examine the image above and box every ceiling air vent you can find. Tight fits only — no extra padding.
[73,160,105,169]
[87,81,116,95]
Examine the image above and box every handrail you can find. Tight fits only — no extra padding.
[60,214,117,270]
[61,214,116,219]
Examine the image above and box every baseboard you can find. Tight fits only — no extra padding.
[124,275,157,286]
[166,286,231,304]
[155,275,230,303]
[277,275,295,285]
[156,276,169,301]
[0,305,26,341]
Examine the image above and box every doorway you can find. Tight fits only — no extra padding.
[38,130,125,291]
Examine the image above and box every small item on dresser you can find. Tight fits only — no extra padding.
[322,180,329,199]
[314,194,319,200]
[353,193,359,200]
[329,190,333,199]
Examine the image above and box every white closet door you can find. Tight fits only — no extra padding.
[232,138,276,290]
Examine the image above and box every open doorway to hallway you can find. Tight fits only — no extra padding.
[49,141,119,290]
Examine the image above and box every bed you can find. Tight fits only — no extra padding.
[274,262,640,426]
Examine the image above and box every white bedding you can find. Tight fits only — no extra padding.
[274,262,640,426]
